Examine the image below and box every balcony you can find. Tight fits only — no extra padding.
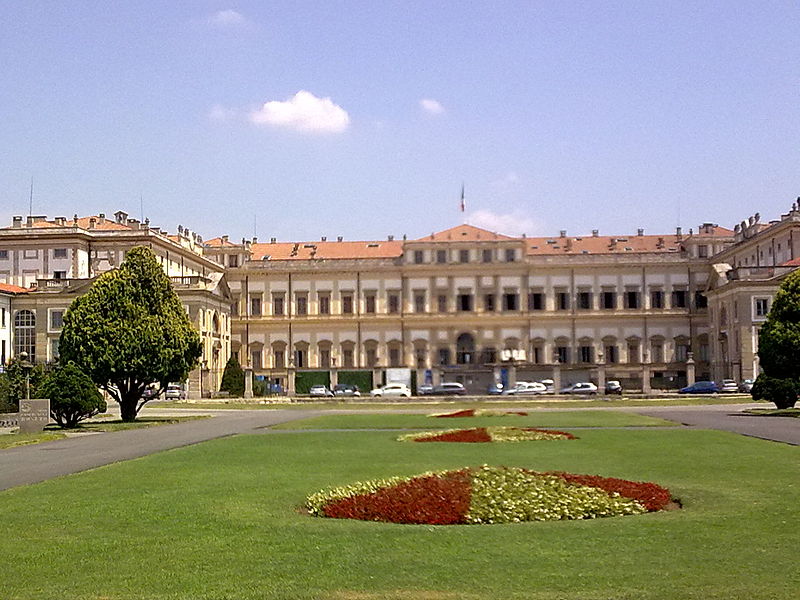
[170,275,212,288]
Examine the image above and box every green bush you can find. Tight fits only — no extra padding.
[0,373,14,413]
[39,363,107,428]
[2,356,46,410]
[295,371,330,395]
[337,370,373,393]
[219,355,244,397]
[751,375,799,410]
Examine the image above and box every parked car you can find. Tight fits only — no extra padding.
[309,384,334,397]
[539,379,555,394]
[486,382,504,395]
[370,383,412,398]
[141,386,159,400]
[417,384,434,395]
[333,384,360,397]
[560,382,598,395]
[503,382,547,395]
[679,381,719,394]
[605,380,623,395]
[719,379,738,393]
[164,383,186,400]
[430,382,467,396]
[739,379,755,393]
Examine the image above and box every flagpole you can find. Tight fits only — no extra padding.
[460,183,465,224]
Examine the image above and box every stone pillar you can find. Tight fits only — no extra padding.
[508,363,517,388]
[372,368,382,390]
[641,354,651,395]
[287,368,296,396]
[597,354,606,396]
[200,367,212,399]
[330,367,339,389]
[686,352,696,387]
[243,368,253,399]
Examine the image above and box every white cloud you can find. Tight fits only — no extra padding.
[249,90,350,133]
[207,9,248,27]
[468,209,541,237]
[420,98,445,115]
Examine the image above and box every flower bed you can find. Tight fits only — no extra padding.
[398,426,576,443]
[430,409,529,418]
[306,465,674,524]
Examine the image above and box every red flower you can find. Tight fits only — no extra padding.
[415,428,492,443]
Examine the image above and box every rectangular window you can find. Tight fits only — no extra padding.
[601,290,616,309]
[532,346,542,364]
[251,350,262,370]
[604,345,618,363]
[675,344,689,362]
[0,250,8,260]
[295,294,308,315]
[503,293,518,311]
[388,348,400,367]
[274,350,285,368]
[319,349,331,368]
[754,298,770,317]
[250,296,262,316]
[436,250,447,264]
[414,292,426,313]
[272,295,284,316]
[342,349,354,368]
[556,291,570,310]
[388,293,400,314]
[528,292,544,310]
[413,250,424,264]
[294,349,306,368]
[50,338,60,361]
[625,290,640,309]
[459,249,469,263]
[438,348,451,365]
[482,249,493,263]
[318,294,330,315]
[24,249,38,259]
[365,294,376,313]
[504,248,516,262]
[672,290,688,308]
[228,255,238,267]
[627,343,640,364]
[50,310,64,330]
[694,291,708,309]
[438,294,448,313]
[415,348,427,368]
[556,346,569,364]
[53,271,66,280]
[366,348,377,368]
[579,345,593,363]
[651,343,664,363]
[699,343,709,362]
[484,294,495,312]
[53,248,68,259]
[650,290,664,309]
[577,291,592,310]
[698,245,709,258]
[342,294,354,314]
[458,294,473,311]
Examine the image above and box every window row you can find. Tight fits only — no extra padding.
[409,248,518,265]
[0,248,69,260]
[241,287,705,316]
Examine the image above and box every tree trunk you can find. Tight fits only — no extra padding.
[119,395,140,422]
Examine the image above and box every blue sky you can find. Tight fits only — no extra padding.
[1,1,798,241]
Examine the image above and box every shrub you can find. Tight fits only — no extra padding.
[39,363,107,428]
[219,355,244,397]
[751,375,799,410]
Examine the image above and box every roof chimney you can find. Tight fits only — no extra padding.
[676,226,682,241]
[270,237,276,244]
[221,235,228,243]
[637,228,644,236]
[114,210,128,224]
[88,217,97,229]
[592,229,599,237]
[12,216,22,228]
[321,236,327,242]
[252,237,258,244]
[55,216,66,226]
[559,230,566,238]
[337,236,343,242]
[388,235,394,241]
[98,213,106,222]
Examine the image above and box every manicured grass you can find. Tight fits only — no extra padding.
[68,415,209,432]
[0,431,66,449]
[1,422,798,599]
[272,410,675,430]
[743,407,800,418]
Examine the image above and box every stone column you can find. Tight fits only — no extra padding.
[641,352,651,395]
[287,367,296,396]
[330,366,339,389]
[372,368,382,390]
[507,363,517,388]
[243,368,253,399]
[552,360,561,394]
[596,353,606,396]
[686,352,696,386]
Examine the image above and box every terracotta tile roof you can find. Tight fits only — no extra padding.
[0,283,30,294]
[74,217,132,231]
[205,236,239,247]
[28,220,60,228]
[414,224,516,242]
[781,257,800,267]
[688,225,735,238]
[526,234,683,256]
[251,240,404,261]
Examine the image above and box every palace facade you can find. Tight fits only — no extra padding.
[2,200,799,395]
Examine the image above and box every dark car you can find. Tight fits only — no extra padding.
[487,382,504,395]
[430,382,467,396]
[333,383,360,397]
[679,381,719,394]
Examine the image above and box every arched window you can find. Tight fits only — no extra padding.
[14,310,36,362]
[456,333,475,365]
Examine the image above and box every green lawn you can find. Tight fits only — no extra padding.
[0,431,67,449]
[1,423,797,599]
[272,410,675,430]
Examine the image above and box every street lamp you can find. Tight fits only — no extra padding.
[19,351,33,400]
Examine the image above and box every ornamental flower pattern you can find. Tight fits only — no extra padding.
[397,427,576,443]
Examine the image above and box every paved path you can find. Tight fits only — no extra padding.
[632,403,800,445]
[0,408,318,492]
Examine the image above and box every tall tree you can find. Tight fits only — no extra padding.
[751,269,800,409]
[59,246,202,421]
[219,355,245,397]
